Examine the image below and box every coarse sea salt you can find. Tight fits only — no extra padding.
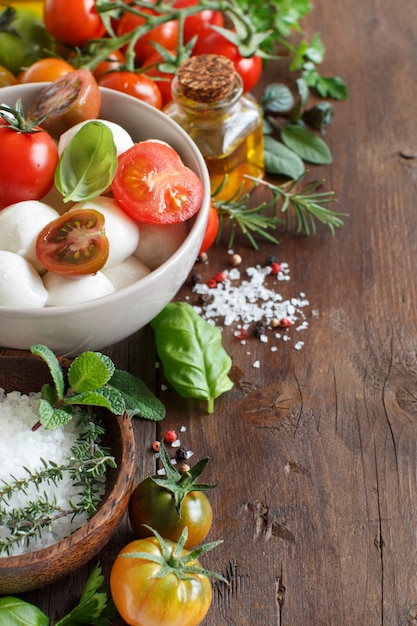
[0,389,102,557]
[191,262,314,349]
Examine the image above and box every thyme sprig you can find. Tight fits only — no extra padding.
[0,416,114,556]
[213,173,347,249]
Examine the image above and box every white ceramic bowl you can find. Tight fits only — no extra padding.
[0,83,210,356]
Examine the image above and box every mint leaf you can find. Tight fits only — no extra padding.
[260,83,294,114]
[65,387,126,415]
[281,124,332,164]
[109,370,166,421]
[68,352,113,393]
[30,344,65,399]
[39,400,73,430]
[55,121,118,203]
[264,135,305,179]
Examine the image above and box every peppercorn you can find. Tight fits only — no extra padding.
[231,253,242,266]
[190,272,202,285]
[164,430,177,443]
[266,255,278,265]
[253,322,266,337]
[178,463,191,474]
[279,317,292,328]
[152,440,161,452]
[175,446,188,460]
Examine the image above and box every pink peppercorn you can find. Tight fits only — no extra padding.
[164,430,177,443]
[270,262,282,275]
[279,317,292,328]
[152,441,161,452]
[206,278,217,288]
[213,271,228,283]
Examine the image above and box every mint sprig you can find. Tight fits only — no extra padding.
[30,344,165,429]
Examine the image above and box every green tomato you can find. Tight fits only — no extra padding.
[0,6,52,75]
[128,475,213,549]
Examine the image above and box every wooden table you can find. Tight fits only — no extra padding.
[20,0,417,623]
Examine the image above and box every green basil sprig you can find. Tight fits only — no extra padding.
[55,121,118,203]
[151,302,233,414]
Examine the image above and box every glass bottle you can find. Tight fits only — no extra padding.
[165,54,264,201]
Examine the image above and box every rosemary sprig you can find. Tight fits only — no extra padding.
[212,173,347,249]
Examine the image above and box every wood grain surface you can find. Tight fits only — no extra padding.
[16,0,417,624]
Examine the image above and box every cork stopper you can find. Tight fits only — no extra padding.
[176,54,236,103]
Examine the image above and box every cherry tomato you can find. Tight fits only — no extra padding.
[141,49,176,107]
[0,6,52,75]
[18,58,74,83]
[98,71,162,109]
[117,9,179,66]
[43,0,106,47]
[192,30,263,92]
[35,208,110,277]
[0,65,18,87]
[0,119,59,210]
[174,0,224,43]
[112,141,204,225]
[199,200,219,254]
[129,476,212,549]
[27,69,101,138]
[92,48,125,82]
[110,536,213,626]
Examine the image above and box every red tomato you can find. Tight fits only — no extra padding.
[99,70,162,109]
[27,69,101,138]
[199,200,219,254]
[192,30,262,92]
[18,58,74,83]
[141,50,176,107]
[117,9,179,65]
[110,536,213,626]
[0,119,58,210]
[43,0,106,47]
[36,208,110,277]
[174,0,224,43]
[112,141,204,224]
[92,48,125,81]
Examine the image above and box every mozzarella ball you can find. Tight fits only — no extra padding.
[73,196,140,268]
[58,119,134,157]
[43,271,115,306]
[134,221,187,270]
[0,200,60,271]
[0,251,48,308]
[102,256,151,291]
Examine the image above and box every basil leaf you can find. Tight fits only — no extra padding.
[0,596,49,626]
[151,302,233,414]
[109,369,166,421]
[55,121,118,202]
[264,135,305,179]
[281,123,333,164]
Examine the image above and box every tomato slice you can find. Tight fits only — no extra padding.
[111,141,204,224]
[27,69,101,137]
[36,208,109,277]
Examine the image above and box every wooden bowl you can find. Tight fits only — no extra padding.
[0,349,136,594]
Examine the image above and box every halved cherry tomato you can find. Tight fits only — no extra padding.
[43,0,106,47]
[35,208,110,277]
[112,141,204,224]
[27,69,101,137]
[117,8,179,65]
[199,200,219,254]
[18,58,74,83]
[98,70,162,109]
[192,30,263,92]
[92,48,125,82]
[174,0,224,43]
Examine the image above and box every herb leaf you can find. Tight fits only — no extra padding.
[68,351,114,393]
[281,123,333,164]
[0,596,49,626]
[151,302,233,414]
[55,121,118,203]
[109,369,166,421]
[264,135,305,179]
[30,344,65,400]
